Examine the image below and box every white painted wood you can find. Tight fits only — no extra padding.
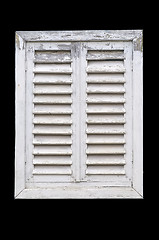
[15,186,142,199]
[86,65,126,73]
[15,30,143,198]
[17,30,142,42]
[86,50,124,60]
[15,33,26,197]
[86,159,126,165]
[25,43,36,183]
[33,159,72,165]
[71,42,81,182]
[33,129,72,135]
[123,41,133,182]
[86,129,126,135]
[33,99,72,104]
[132,44,143,197]
[80,43,87,181]
[34,50,71,63]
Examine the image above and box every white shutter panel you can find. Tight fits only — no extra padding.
[26,45,74,182]
[84,42,132,185]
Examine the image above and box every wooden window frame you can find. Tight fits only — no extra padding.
[15,30,143,199]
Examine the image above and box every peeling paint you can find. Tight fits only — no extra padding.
[16,33,24,50]
[134,33,143,51]
[58,44,71,50]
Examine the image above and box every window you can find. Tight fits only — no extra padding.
[15,30,143,198]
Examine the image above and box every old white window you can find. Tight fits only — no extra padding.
[15,30,143,198]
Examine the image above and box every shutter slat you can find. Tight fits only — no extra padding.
[33,110,72,115]
[86,66,126,73]
[33,141,72,145]
[33,130,72,135]
[33,159,72,165]
[33,79,72,84]
[33,99,72,104]
[86,78,125,83]
[86,129,126,135]
[86,109,126,114]
[86,140,125,144]
[33,69,72,74]
[34,51,71,63]
[33,119,72,125]
[86,50,124,60]
[86,99,125,104]
[33,90,72,95]
[86,89,125,94]
[33,167,72,175]
[33,151,72,156]
[86,119,126,124]
[86,150,126,155]
[86,159,126,165]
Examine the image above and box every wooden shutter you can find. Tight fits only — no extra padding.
[83,42,133,185]
[15,31,143,198]
[25,44,74,183]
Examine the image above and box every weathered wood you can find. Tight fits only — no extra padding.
[86,140,125,144]
[86,99,126,104]
[33,99,72,104]
[33,79,72,84]
[86,78,125,83]
[33,130,72,135]
[33,151,72,156]
[86,119,126,124]
[86,109,126,114]
[86,159,126,165]
[33,119,72,125]
[86,89,125,94]
[17,30,142,42]
[33,89,72,95]
[86,66,126,73]
[33,159,72,165]
[15,30,143,198]
[86,129,126,135]
[34,51,71,63]
[33,141,72,145]
[86,50,125,60]
[33,110,72,115]
[33,68,72,74]
[86,150,125,155]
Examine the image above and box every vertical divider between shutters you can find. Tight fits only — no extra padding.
[71,43,80,181]
[80,43,87,181]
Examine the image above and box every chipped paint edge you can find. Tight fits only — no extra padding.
[15,32,25,50]
[16,30,143,42]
